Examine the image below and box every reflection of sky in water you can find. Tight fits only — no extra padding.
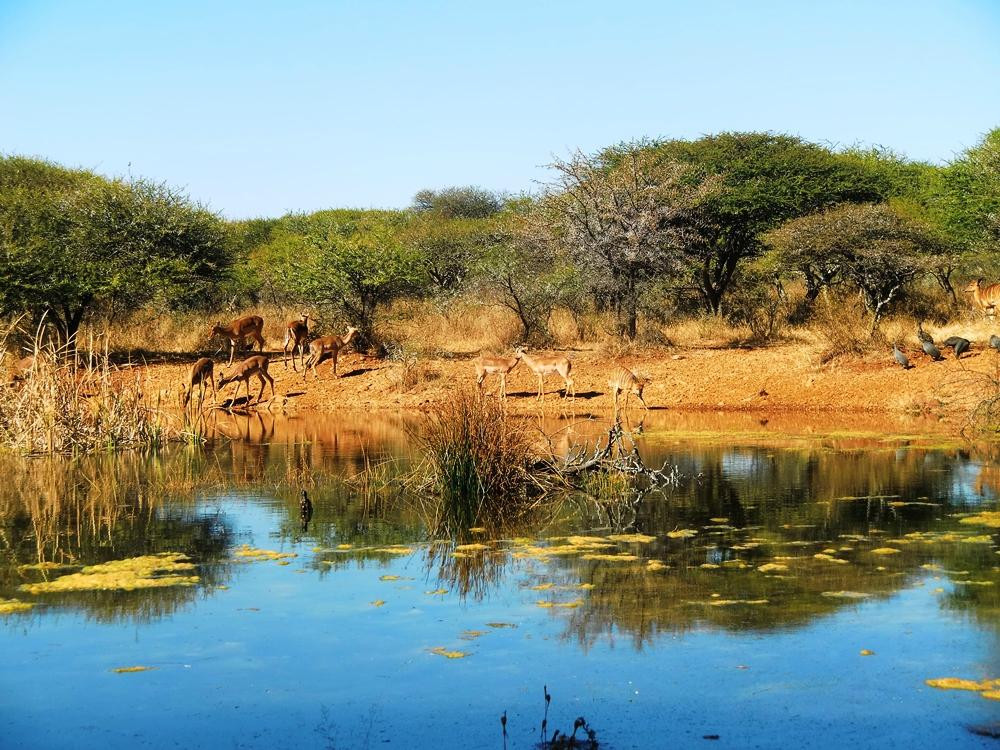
[1,441,998,749]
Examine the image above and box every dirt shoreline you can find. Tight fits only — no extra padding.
[135,342,997,433]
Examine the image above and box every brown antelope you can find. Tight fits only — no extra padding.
[473,352,521,398]
[282,313,310,371]
[8,354,35,383]
[608,366,650,412]
[211,316,265,366]
[304,326,359,380]
[182,357,217,408]
[964,279,1000,318]
[217,355,275,406]
[515,347,575,400]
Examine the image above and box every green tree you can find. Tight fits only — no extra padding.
[475,208,576,343]
[765,202,943,331]
[266,210,427,351]
[621,133,893,314]
[400,213,487,301]
[0,160,227,344]
[411,186,503,219]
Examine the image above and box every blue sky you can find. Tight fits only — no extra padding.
[2,0,999,218]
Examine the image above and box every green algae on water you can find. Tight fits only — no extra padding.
[18,553,199,594]
[0,598,36,615]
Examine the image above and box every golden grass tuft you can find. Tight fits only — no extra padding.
[0,337,171,455]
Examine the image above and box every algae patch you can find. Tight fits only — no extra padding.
[19,553,199,594]
[429,647,468,659]
[112,666,156,673]
[235,545,297,561]
[0,598,36,615]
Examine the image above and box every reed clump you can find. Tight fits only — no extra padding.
[0,341,168,455]
[411,388,545,529]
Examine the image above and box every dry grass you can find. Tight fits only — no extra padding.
[0,338,171,455]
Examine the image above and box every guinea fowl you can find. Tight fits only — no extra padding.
[917,322,934,345]
[990,334,1000,352]
[944,336,971,359]
[893,344,912,370]
[921,339,944,361]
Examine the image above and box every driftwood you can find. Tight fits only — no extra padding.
[541,420,682,487]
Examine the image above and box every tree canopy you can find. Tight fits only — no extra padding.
[0,157,227,343]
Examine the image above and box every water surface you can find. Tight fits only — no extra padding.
[1,411,998,748]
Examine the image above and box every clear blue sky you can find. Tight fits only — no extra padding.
[2,0,999,219]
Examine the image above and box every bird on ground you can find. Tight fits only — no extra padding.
[917,322,934,345]
[893,344,912,369]
[944,336,971,358]
[921,338,944,361]
[990,334,1000,352]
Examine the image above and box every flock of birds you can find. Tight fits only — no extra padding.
[892,322,1000,369]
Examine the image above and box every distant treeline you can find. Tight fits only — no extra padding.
[2,130,998,349]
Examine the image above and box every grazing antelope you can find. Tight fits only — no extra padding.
[473,352,521,398]
[515,347,575,400]
[608,366,650,412]
[182,357,217,408]
[282,313,310,371]
[217,355,275,406]
[211,316,265,366]
[964,279,1000,318]
[304,326,359,380]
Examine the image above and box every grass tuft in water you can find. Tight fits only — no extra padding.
[411,388,544,530]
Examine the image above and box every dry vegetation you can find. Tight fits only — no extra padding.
[0,337,171,455]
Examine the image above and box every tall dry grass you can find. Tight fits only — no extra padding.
[0,338,170,455]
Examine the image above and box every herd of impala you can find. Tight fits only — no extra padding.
[183,312,652,412]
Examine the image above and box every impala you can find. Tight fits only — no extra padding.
[217,355,275,406]
[211,315,265,366]
[964,279,1000,318]
[8,354,35,383]
[304,326,359,380]
[473,352,521,399]
[182,357,217,408]
[282,312,310,371]
[515,347,575,400]
[608,366,650,412]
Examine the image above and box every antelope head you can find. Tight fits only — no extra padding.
[964,279,982,294]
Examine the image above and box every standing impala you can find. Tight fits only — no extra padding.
[473,352,521,399]
[608,366,650,412]
[217,354,275,406]
[182,357,217,408]
[304,326,359,380]
[964,279,1000,318]
[515,347,575,400]
[211,315,265,366]
[282,312,310,371]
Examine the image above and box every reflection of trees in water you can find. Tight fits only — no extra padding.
[1,427,996,638]
[538,445,1000,649]
[0,453,237,624]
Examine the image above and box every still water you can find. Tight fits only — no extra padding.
[1,411,998,749]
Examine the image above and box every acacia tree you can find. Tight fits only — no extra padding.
[400,213,488,302]
[411,186,503,219]
[765,202,943,331]
[0,162,227,345]
[264,210,427,352]
[475,207,577,343]
[614,133,893,314]
[542,149,719,339]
